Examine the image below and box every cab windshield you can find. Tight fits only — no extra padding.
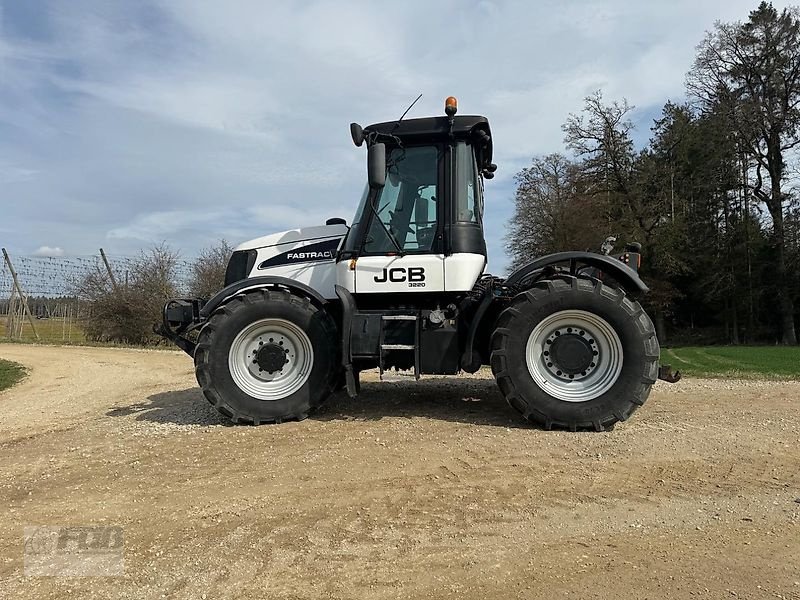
[347,145,440,255]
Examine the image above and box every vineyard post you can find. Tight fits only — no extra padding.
[1,248,39,341]
[99,248,119,292]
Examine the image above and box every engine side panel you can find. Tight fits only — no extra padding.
[245,232,345,299]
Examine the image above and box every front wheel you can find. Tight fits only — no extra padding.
[194,289,339,424]
[491,278,659,431]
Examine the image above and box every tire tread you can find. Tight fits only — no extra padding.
[490,277,658,431]
[194,289,338,425]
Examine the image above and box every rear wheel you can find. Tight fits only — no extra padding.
[491,278,658,431]
[194,289,339,424]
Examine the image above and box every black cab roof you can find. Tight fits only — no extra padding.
[364,115,493,166]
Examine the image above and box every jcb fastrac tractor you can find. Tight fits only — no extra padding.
[159,97,676,430]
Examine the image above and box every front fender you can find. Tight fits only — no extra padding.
[199,276,328,318]
[505,251,649,295]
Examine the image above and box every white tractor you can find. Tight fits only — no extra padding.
[159,97,675,430]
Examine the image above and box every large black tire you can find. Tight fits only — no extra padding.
[194,289,339,424]
[490,278,659,431]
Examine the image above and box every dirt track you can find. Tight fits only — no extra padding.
[0,344,798,599]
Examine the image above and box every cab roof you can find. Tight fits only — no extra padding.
[364,115,493,165]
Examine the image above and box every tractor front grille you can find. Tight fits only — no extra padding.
[224,250,257,286]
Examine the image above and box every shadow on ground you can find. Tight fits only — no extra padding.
[106,388,230,427]
[106,377,527,428]
[316,378,525,427]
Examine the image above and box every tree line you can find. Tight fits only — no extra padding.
[507,2,800,345]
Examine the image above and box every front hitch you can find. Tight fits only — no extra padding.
[155,298,206,356]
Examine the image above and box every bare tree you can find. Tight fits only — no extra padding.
[688,1,800,343]
[561,91,666,244]
[190,239,233,298]
[506,153,604,269]
[563,91,636,198]
[75,244,180,345]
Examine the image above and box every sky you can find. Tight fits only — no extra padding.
[0,0,793,275]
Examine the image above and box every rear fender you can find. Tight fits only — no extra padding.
[504,251,649,296]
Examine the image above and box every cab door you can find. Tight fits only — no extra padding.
[353,145,444,293]
[355,254,445,293]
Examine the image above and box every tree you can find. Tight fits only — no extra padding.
[562,91,675,247]
[563,91,636,195]
[688,1,800,343]
[506,153,605,268]
[189,239,233,298]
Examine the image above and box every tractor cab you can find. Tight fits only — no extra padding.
[337,98,497,295]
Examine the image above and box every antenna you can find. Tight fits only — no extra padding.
[392,93,423,131]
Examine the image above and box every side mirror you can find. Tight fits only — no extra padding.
[368,143,386,188]
[350,123,364,147]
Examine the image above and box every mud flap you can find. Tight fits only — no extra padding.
[335,285,360,398]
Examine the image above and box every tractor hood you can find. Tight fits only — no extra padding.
[234,224,348,252]
[224,223,348,299]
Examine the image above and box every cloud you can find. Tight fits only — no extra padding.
[0,161,38,183]
[106,210,229,241]
[32,246,65,257]
[0,0,794,273]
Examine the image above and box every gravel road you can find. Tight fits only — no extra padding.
[0,344,798,599]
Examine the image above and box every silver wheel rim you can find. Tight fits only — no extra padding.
[228,318,313,400]
[525,309,623,402]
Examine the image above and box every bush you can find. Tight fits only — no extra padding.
[189,240,233,298]
[75,245,181,345]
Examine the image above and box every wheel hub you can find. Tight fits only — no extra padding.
[549,333,594,375]
[255,343,288,373]
[541,324,601,381]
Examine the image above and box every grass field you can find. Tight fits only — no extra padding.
[662,346,800,379]
[0,315,87,344]
[0,359,25,392]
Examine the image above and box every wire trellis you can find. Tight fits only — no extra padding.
[0,253,195,298]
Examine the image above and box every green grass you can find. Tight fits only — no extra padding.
[0,315,87,344]
[0,359,26,392]
[662,346,800,379]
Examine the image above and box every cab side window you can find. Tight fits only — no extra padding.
[455,142,481,224]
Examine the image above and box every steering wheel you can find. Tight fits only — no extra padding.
[388,211,414,235]
[416,225,435,248]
